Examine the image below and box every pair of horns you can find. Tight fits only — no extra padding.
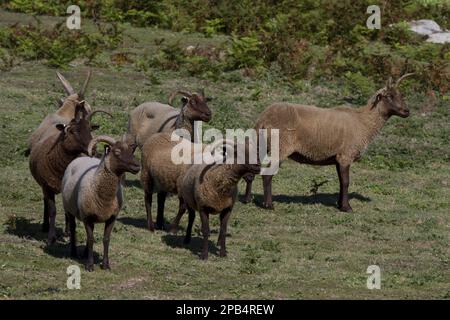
[168,89,206,106]
[386,73,415,89]
[88,135,116,157]
[56,70,91,99]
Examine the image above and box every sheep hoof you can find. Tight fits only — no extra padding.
[339,205,353,212]
[101,263,110,270]
[85,264,94,272]
[147,225,155,232]
[47,235,56,245]
[219,251,227,257]
[262,203,274,210]
[155,223,165,231]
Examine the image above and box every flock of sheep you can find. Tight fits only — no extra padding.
[26,71,413,270]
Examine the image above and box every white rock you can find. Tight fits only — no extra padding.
[427,32,450,44]
[409,19,442,36]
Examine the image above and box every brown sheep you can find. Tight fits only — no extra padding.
[62,136,140,271]
[29,102,111,244]
[173,139,261,260]
[243,74,414,211]
[139,91,212,231]
[126,90,211,148]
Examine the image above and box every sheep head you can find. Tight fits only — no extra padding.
[88,135,140,175]
[56,71,93,112]
[53,102,94,155]
[370,73,414,118]
[168,90,212,123]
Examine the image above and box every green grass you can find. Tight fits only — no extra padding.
[0,10,449,299]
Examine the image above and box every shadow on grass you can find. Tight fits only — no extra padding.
[118,216,172,231]
[4,217,100,263]
[243,192,371,208]
[124,179,142,189]
[161,234,219,258]
[4,216,62,242]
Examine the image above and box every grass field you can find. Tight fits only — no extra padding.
[0,10,449,299]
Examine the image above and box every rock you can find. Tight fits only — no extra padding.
[409,19,442,36]
[427,32,450,44]
[409,19,450,44]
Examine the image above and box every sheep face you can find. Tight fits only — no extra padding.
[55,117,93,155]
[376,87,410,118]
[107,142,140,175]
[182,93,212,122]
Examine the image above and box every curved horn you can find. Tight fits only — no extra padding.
[396,73,415,87]
[56,72,75,95]
[79,70,92,99]
[168,90,193,106]
[87,110,113,122]
[88,135,116,157]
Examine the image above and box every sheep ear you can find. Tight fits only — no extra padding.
[386,77,393,89]
[56,124,66,131]
[181,96,189,104]
[104,145,111,155]
[371,93,383,110]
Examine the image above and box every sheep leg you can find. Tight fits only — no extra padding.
[242,174,254,203]
[83,221,95,272]
[199,210,210,260]
[44,190,57,245]
[156,191,167,230]
[68,214,78,258]
[218,208,232,257]
[336,163,353,212]
[42,197,49,232]
[144,190,155,232]
[64,213,70,237]
[184,207,195,244]
[262,175,274,210]
[169,198,186,234]
[101,216,116,270]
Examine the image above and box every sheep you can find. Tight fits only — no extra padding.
[242,74,414,211]
[61,135,140,271]
[27,71,93,154]
[172,139,261,260]
[138,91,212,231]
[140,131,200,231]
[126,90,211,148]
[29,101,112,244]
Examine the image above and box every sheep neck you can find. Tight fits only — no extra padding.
[359,104,389,144]
[92,156,120,204]
[206,164,243,195]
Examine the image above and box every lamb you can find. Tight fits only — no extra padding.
[29,102,111,244]
[27,71,93,154]
[139,91,212,231]
[61,135,140,271]
[126,90,211,148]
[242,74,414,211]
[173,139,261,260]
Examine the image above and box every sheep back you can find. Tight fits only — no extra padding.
[128,102,179,148]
